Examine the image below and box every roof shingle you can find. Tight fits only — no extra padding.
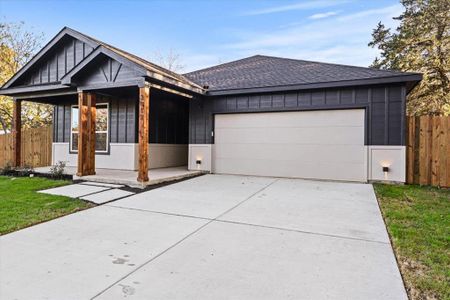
[184,55,420,92]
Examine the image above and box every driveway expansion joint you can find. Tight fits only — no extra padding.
[91,178,279,299]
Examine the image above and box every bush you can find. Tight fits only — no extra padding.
[17,164,34,177]
[0,162,15,176]
[49,161,66,178]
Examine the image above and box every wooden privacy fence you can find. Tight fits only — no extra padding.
[0,126,52,169]
[406,116,450,188]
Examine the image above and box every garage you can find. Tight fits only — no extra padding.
[213,109,367,182]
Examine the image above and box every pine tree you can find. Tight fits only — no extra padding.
[369,0,450,115]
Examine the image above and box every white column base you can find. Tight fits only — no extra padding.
[368,145,406,183]
[188,144,212,172]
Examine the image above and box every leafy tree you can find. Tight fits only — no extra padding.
[0,21,52,133]
[369,0,450,115]
[151,48,185,72]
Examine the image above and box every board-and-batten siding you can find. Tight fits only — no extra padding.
[53,96,137,144]
[18,36,94,86]
[53,92,189,145]
[189,84,405,146]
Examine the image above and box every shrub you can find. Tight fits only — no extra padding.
[49,161,66,178]
[17,164,34,177]
[0,162,15,176]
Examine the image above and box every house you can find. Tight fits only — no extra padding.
[0,27,422,184]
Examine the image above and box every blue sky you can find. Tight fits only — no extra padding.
[1,0,403,72]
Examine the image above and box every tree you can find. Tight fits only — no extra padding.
[151,48,185,72]
[369,0,450,115]
[0,21,52,133]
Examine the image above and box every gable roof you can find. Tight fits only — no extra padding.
[1,27,203,95]
[184,55,422,95]
[1,27,421,98]
[64,28,203,92]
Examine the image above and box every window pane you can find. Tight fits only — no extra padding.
[96,105,108,131]
[71,107,79,132]
[95,132,107,151]
[71,133,78,151]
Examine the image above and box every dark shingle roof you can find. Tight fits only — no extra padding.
[184,55,420,92]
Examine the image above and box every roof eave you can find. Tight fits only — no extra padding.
[205,74,423,96]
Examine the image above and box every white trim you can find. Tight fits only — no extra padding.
[188,144,212,172]
[368,145,406,182]
[70,102,109,153]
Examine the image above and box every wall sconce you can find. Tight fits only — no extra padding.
[382,166,389,180]
[196,159,202,169]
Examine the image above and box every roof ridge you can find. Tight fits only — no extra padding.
[251,54,420,76]
[186,53,420,76]
[184,55,263,75]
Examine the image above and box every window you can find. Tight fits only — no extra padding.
[71,103,109,153]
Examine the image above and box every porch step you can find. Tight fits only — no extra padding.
[80,181,124,188]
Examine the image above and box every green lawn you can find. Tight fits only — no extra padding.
[0,176,94,235]
[374,183,450,300]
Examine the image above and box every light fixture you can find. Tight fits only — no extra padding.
[382,166,389,172]
[196,159,202,165]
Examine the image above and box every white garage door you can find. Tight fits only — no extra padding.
[213,109,367,182]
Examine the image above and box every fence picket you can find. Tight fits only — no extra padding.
[406,116,450,188]
[0,126,53,169]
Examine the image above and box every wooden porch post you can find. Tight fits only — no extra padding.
[87,92,96,174]
[77,91,96,176]
[12,99,22,168]
[137,85,150,182]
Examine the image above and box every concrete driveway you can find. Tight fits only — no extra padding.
[0,175,407,300]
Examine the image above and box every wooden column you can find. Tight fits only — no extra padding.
[12,99,22,168]
[87,92,96,174]
[137,85,150,182]
[77,91,96,176]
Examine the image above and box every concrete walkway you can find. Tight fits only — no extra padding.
[0,175,407,300]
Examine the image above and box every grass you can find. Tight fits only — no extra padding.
[0,176,94,235]
[373,183,450,300]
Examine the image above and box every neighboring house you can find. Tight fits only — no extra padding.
[0,27,421,183]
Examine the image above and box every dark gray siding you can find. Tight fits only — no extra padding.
[189,84,406,146]
[149,90,189,144]
[73,55,140,88]
[17,35,94,86]
[53,95,137,144]
[109,96,137,143]
[53,89,189,145]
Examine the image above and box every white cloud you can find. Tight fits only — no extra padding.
[337,4,402,21]
[308,11,340,20]
[243,0,348,16]
[221,4,402,67]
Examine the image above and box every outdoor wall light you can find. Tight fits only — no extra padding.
[382,166,389,172]
[196,159,202,165]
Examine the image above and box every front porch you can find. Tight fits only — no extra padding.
[34,166,203,188]
[1,27,206,188]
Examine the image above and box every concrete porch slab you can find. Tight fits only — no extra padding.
[38,184,109,198]
[80,189,135,204]
[34,166,203,188]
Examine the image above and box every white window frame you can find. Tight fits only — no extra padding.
[70,103,109,153]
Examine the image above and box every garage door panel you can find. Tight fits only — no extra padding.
[215,110,365,128]
[214,143,366,164]
[214,158,366,182]
[213,109,367,182]
[215,126,364,145]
